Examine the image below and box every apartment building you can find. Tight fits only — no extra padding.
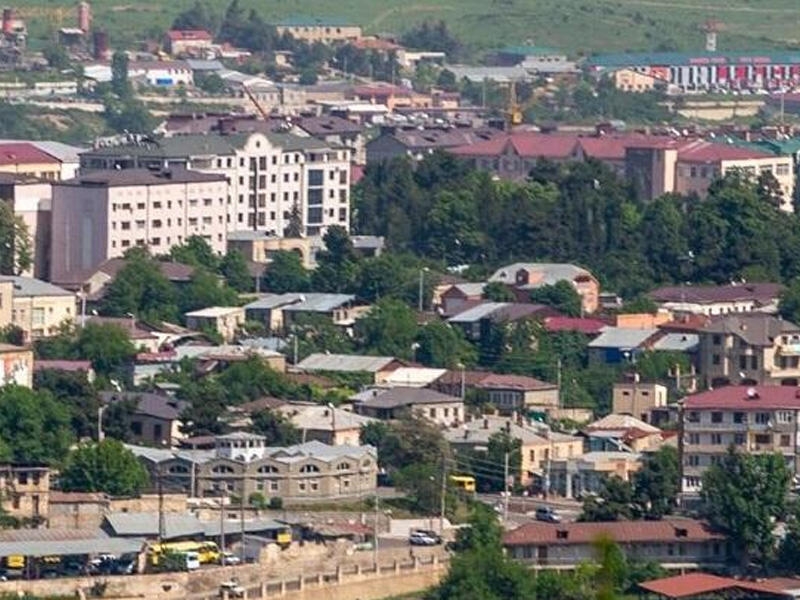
[612,381,668,423]
[0,143,62,180]
[50,169,228,283]
[273,17,362,44]
[682,385,800,492]
[0,176,52,279]
[80,132,351,237]
[696,314,800,388]
[0,276,76,342]
[649,283,783,316]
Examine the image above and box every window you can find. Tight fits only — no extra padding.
[733,412,746,424]
[336,462,351,471]
[687,455,700,466]
[307,207,322,223]
[739,355,748,370]
[688,433,700,445]
[734,433,746,445]
[687,412,700,423]
[31,308,44,326]
[308,189,323,205]
[120,221,130,230]
[755,412,770,425]
[711,412,723,423]
[308,169,324,186]
[778,411,794,424]
[781,434,791,447]
[712,354,721,365]
[212,465,235,474]
[131,421,142,435]
[153,424,163,439]
[258,465,278,473]
[429,408,437,418]
[754,433,771,445]
[152,219,162,228]
[299,464,320,473]
[777,164,791,176]
[712,334,721,345]
[711,433,723,445]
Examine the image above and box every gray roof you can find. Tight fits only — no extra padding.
[0,276,74,298]
[185,59,224,71]
[60,169,225,187]
[281,293,356,313]
[587,327,660,350]
[296,353,398,373]
[652,333,699,352]
[216,431,267,441]
[703,314,800,346]
[245,294,303,311]
[446,65,531,83]
[228,230,281,241]
[0,537,145,558]
[84,134,242,158]
[125,443,215,465]
[451,282,487,297]
[280,404,375,431]
[351,387,461,409]
[104,512,205,539]
[202,518,287,537]
[448,302,507,323]
[445,415,555,446]
[271,440,375,461]
[263,132,329,152]
[488,262,593,288]
[100,391,187,420]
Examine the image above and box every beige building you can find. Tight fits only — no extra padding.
[274,19,362,44]
[279,403,375,446]
[352,387,464,427]
[683,385,800,492]
[1,276,76,342]
[229,233,314,268]
[51,169,228,284]
[475,374,560,415]
[0,464,49,523]
[129,434,378,502]
[0,343,33,388]
[0,280,11,328]
[697,314,800,388]
[0,177,52,279]
[446,415,583,487]
[550,451,643,498]
[612,381,668,423]
[185,306,245,343]
[0,143,62,181]
[611,68,666,92]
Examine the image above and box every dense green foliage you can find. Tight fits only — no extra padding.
[0,387,73,465]
[60,439,149,497]
[33,369,101,440]
[250,409,301,445]
[0,201,32,276]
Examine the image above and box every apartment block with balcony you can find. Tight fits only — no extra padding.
[697,314,800,388]
[79,132,352,238]
[1,276,76,342]
[50,169,228,283]
[682,386,800,492]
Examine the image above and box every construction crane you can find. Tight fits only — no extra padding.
[242,83,270,120]
[506,79,523,128]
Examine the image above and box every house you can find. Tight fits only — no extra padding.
[475,374,559,415]
[193,345,286,373]
[0,276,76,342]
[488,262,600,315]
[610,68,667,92]
[543,316,607,337]
[84,316,161,353]
[295,353,403,384]
[0,174,53,278]
[682,385,800,492]
[612,381,668,423]
[445,415,582,488]
[429,369,496,398]
[273,18,362,44]
[278,403,375,446]
[587,327,661,364]
[351,387,464,426]
[100,392,187,447]
[281,293,369,329]
[50,169,228,284]
[0,142,62,180]
[128,60,194,87]
[582,414,666,453]
[128,435,378,502]
[0,464,50,523]
[448,302,557,343]
[295,116,366,165]
[383,367,448,388]
[549,451,643,499]
[185,307,245,343]
[439,282,487,317]
[0,343,33,388]
[165,30,213,56]
[366,127,504,163]
[34,359,95,384]
[696,314,800,387]
[639,573,800,599]
[503,519,727,570]
[649,283,783,316]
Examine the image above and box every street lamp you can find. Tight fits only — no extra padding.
[418,268,429,312]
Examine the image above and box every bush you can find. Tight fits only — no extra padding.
[269,496,283,510]
[249,492,268,509]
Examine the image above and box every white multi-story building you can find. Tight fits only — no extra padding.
[80,132,351,237]
[50,169,228,284]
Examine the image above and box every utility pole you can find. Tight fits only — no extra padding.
[503,451,510,523]
[439,454,447,533]
[239,471,246,564]
[460,364,466,401]
[219,493,226,562]
[157,465,165,546]
[372,490,379,567]
[556,358,562,409]
[418,269,425,312]
[293,332,298,365]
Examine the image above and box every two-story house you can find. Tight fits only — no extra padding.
[0,464,50,524]
[697,314,800,388]
[682,385,800,492]
[475,374,559,415]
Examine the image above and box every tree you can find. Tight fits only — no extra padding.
[261,251,309,293]
[780,278,800,324]
[366,415,447,473]
[220,249,252,292]
[195,72,226,94]
[75,323,137,380]
[60,439,148,496]
[702,448,791,567]
[172,0,217,32]
[312,226,360,293]
[415,321,476,369]
[0,324,24,346]
[632,446,679,519]
[101,248,178,322]
[170,236,220,271]
[298,69,318,85]
[0,386,73,464]
[0,201,32,275]
[33,369,100,440]
[530,281,583,317]
[463,431,521,493]
[580,476,635,522]
[101,397,138,442]
[483,282,515,302]
[778,501,800,574]
[250,409,300,445]
[111,51,132,98]
[103,96,156,134]
[355,298,418,359]
[178,269,238,315]
[43,42,70,69]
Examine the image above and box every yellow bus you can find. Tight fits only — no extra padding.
[275,526,292,548]
[449,475,476,493]
[149,541,220,566]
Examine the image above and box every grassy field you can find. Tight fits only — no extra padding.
[12,0,800,56]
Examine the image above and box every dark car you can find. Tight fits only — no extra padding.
[411,529,442,544]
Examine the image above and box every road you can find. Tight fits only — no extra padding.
[476,493,582,524]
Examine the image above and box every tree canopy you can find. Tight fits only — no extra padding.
[0,387,73,465]
[60,439,149,497]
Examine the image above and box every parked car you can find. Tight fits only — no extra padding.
[220,552,241,566]
[411,529,442,544]
[534,506,562,523]
[409,532,438,546]
[219,579,245,598]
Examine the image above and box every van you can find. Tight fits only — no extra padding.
[184,552,200,571]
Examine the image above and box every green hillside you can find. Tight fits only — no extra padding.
[14,0,800,55]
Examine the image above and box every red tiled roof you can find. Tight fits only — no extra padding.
[576,136,634,161]
[544,316,607,335]
[677,139,774,163]
[0,143,59,166]
[503,519,722,547]
[475,373,556,391]
[352,38,401,51]
[34,359,92,372]
[167,29,213,42]
[638,574,744,599]
[685,385,800,411]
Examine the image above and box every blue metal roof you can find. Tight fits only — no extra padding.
[587,51,800,68]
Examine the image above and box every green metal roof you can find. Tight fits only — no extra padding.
[497,46,563,57]
[587,51,800,68]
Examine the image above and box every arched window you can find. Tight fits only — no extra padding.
[168,465,188,474]
[336,462,351,471]
[299,464,320,473]
[258,465,278,474]
[212,465,235,474]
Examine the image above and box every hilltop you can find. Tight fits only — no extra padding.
[12,0,800,56]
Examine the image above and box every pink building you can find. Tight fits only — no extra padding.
[50,169,228,284]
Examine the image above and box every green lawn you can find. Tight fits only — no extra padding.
[15,0,800,55]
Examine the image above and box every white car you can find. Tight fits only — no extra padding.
[409,532,438,546]
[220,552,241,566]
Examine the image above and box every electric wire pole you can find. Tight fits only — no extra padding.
[503,452,510,523]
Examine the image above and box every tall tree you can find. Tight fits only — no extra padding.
[250,409,300,446]
[355,298,419,359]
[415,321,477,369]
[0,201,32,275]
[111,51,132,98]
[580,476,635,522]
[60,439,149,496]
[702,448,791,567]
[171,0,218,32]
[220,249,252,292]
[530,281,583,317]
[261,251,309,293]
[169,235,220,271]
[101,248,178,322]
[0,387,73,464]
[75,323,137,379]
[33,369,100,440]
[632,446,680,519]
[311,226,360,293]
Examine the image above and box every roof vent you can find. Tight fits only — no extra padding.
[674,527,688,538]
[746,387,759,400]
[556,529,569,539]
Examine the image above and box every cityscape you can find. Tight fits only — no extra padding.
[3,1,800,599]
